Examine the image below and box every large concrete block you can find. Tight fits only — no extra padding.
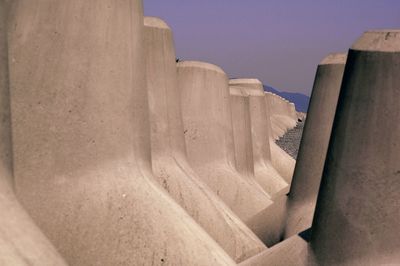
[144,17,265,262]
[264,92,296,184]
[9,1,235,265]
[267,93,297,139]
[284,53,347,238]
[177,61,272,223]
[311,30,400,265]
[229,79,289,199]
[240,29,400,266]
[0,1,67,264]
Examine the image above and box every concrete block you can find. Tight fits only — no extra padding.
[177,61,272,223]
[241,29,400,265]
[311,29,400,265]
[229,79,289,199]
[144,17,265,262]
[9,1,235,265]
[0,1,67,264]
[284,53,347,238]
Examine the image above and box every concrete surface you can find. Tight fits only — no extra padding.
[9,1,235,265]
[229,79,289,199]
[144,17,265,262]
[262,92,296,184]
[284,53,347,238]
[0,2,67,265]
[311,29,400,265]
[240,29,400,266]
[228,80,293,246]
[177,61,273,223]
[229,94,256,179]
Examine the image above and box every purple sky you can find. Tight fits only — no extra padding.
[144,1,400,95]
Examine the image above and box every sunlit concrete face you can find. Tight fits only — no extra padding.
[240,29,400,266]
[0,2,67,264]
[264,92,296,185]
[9,1,235,265]
[177,61,273,223]
[144,17,265,263]
[284,53,347,239]
[229,79,289,199]
[228,80,290,247]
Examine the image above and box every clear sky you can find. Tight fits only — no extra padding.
[144,0,400,95]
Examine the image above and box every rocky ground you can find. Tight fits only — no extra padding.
[275,120,305,159]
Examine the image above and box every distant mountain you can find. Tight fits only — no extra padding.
[264,85,310,113]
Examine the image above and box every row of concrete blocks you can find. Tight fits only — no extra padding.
[1,1,399,265]
[0,1,298,263]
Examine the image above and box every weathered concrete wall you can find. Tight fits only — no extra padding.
[144,17,265,262]
[9,1,235,265]
[284,53,347,238]
[178,61,272,223]
[229,79,289,199]
[0,1,67,264]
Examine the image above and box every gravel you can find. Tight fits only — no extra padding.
[275,120,305,160]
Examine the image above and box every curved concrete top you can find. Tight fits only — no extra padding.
[177,61,225,74]
[229,78,262,86]
[320,52,347,65]
[144,16,170,30]
[229,78,264,96]
[352,30,400,52]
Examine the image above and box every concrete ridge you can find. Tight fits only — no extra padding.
[144,16,171,30]
[229,78,262,85]
[177,61,225,74]
[352,29,400,52]
[229,85,265,97]
[320,52,347,65]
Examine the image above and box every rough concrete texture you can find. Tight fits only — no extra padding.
[311,30,400,265]
[177,61,273,223]
[9,1,236,265]
[0,2,67,265]
[241,29,400,266]
[284,53,347,239]
[144,17,265,262]
[229,79,289,199]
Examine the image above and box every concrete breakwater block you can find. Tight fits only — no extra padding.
[284,53,347,239]
[240,29,400,265]
[9,1,235,265]
[229,79,289,199]
[0,1,67,264]
[144,16,265,262]
[177,61,273,224]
